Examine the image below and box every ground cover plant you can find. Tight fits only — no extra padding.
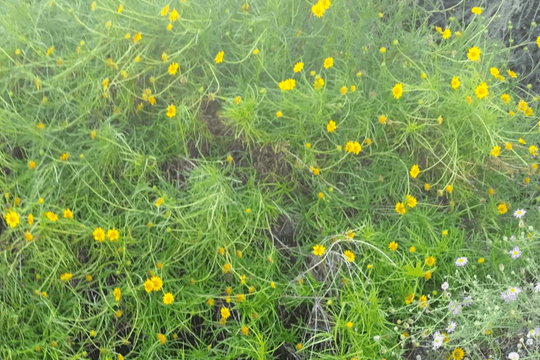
[1,0,540,359]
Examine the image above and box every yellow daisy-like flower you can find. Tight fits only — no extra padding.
[340,86,347,95]
[406,194,417,208]
[4,210,20,228]
[424,183,430,191]
[392,83,403,99]
[491,145,500,157]
[409,246,416,253]
[107,228,119,241]
[169,9,179,22]
[114,287,121,301]
[326,120,337,133]
[323,57,334,69]
[313,76,325,90]
[117,4,123,13]
[442,28,451,39]
[345,141,362,155]
[508,70,517,78]
[446,185,453,193]
[474,82,488,99]
[497,203,508,214]
[519,138,526,145]
[405,293,414,304]
[215,51,224,64]
[25,232,33,241]
[46,211,58,222]
[467,46,481,61]
[471,7,482,15]
[93,227,105,242]
[60,272,72,281]
[144,279,154,293]
[410,164,420,178]
[167,104,176,118]
[343,250,355,262]
[501,93,510,103]
[395,202,406,215]
[157,333,166,345]
[151,276,163,291]
[293,62,304,72]
[313,244,326,256]
[388,241,398,251]
[278,78,296,91]
[379,115,387,124]
[160,4,169,16]
[452,347,465,360]
[221,306,231,319]
[155,197,164,207]
[425,256,435,266]
[530,145,539,156]
[168,62,179,75]
[451,76,460,90]
[63,208,73,219]
[163,292,174,305]
[28,213,34,225]
[312,2,325,18]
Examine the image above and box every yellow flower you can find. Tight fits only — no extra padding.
[253,49,259,55]
[497,203,508,214]
[424,183,430,191]
[410,246,416,253]
[114,288,121,301]
[306,143,311,148]
[350,85,356,92]
[392,83,403,99]
[167,104,176,118]
[508,70,517,78]
[221,307,230,319]
[312,2,325,18]
[222,263,231,273]
[406,194,417,208]
[106,21,112,29]
[313,244,326,256]
[25,232,33,241]
[4,210,20,228]
[323,57,334,69]
[346,321,353,328]
[91,2,96,10]
[446,185,453,193]
[278,78,296,91]
[28,213,34,225]
[449,76,460,90]
[442,28,451,39]
[501,93,510,103]
[236,293,245,303]
[160,4,170,16]
[471,7,482,15]
[379,115,387,124]
[519,138,526,144]
[215,51,224,64]
[474,82,488,99]
[151,276,163,291]
[530,145,539,156]
[46,46,54,56]
[380,47,386,53]
[167,23,172,31]
[293,62,304,72]
[60,153,70,161]
[93,227,105,241]
[505,142,513,151]
[313,76,325,89]
[46,211,58,222]
[135,55,140,63]
[60,272,72,281]
[425,256,435,266]
[38,198,44,204]
[478,258,485,263]
[132,32,142,43]
[241,325,249,335]
[144,279,154,293]
[395,202,406,215]
[276,111,283,117]
[518,100,528,112]
[452,347,465,360]
[419,295,428,308]
[405,293,414,304]
[63,208,73,219]
[442,230,448,236]
[421,72,427,79]
[340,86,347,95]
[326,120,337,133]
[491,145,500,157]
[169,9,179,22]
[155,197,164,206]
[467,46,481,61]
[410,164,420,178]
[388,241,398,251]
[345,141,362,155]
[157,333,166,345]
[117,3,123,13]
[320,0,331,10]
[163,292,174,305]
[343,250,355,262]
[107,228,119,241]
[169,63,178,75]
[318,192,324,199]
[86,274,93,282]
[490,67,499,78]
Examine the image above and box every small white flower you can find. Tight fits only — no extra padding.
[510,235,516,241]
[535,283,540,292]
[509,246,522,259]
[526,338,533,346]
[514,209,526,218]
[441,282,449,291]
[448,301,461,315]
[432,331,444,349]
[463,296,473,307]
[508,352,519,360]
[447,321,457,333]
[455,257,468,267]
[373,335,380,341]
